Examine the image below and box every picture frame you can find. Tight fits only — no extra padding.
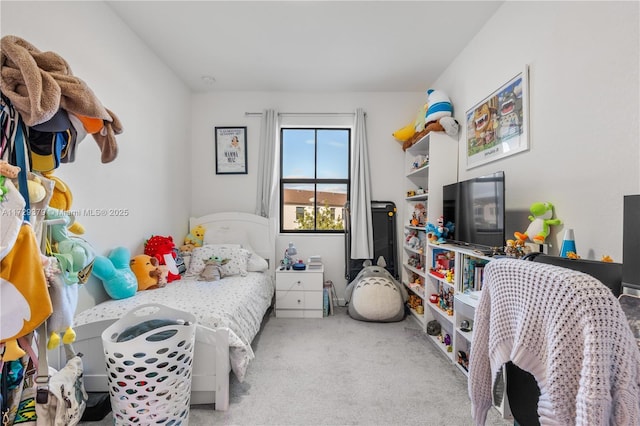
[215,126,247,174]
[465,65,530,169]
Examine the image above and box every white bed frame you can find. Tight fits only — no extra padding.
[49,212,275,411]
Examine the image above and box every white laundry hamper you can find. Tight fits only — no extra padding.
[101,304,197,425]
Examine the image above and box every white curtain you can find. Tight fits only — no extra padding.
[255,109,278,218]
[349,108,373,259]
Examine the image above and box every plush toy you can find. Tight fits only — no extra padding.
[144,235,181,282]
[130,254,160,291]
[198,256,229,281]
[425,88,453,123]
[44,256,79,350]
[42,171,85,235]
[184,225,206,248]
[92,247,138,299]
[156,265,169,287]
[392,121,417,143]
[27,174,46,203]
[401,116,460,151]
[45,207,96,284]
[344,256,408,323]
[514,202,562,245]
[45,207,95,284]
[0,223,53,361]
[426,216,454,244]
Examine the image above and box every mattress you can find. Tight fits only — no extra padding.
[74,272,274,381]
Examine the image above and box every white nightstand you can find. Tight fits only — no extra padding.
[275,266,324,318]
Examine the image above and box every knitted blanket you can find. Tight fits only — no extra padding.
[469,258,640,425]
[0,35,122,163]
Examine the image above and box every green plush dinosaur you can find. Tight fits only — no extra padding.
[514,202,562,244]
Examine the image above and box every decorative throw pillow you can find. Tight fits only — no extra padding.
[186,244,249,278]
[242,243,269,272]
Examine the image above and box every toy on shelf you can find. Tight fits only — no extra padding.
[410,203,426,227]
[426,215,454,244]
[504,239,531,259]
[514,202,562,245]
[410,154,428,172]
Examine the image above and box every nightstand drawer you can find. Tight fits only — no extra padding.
[275,272,322,291]
[276,290,323,310]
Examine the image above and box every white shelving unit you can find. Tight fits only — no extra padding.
[422,242,513,420]
[400,131,457,331]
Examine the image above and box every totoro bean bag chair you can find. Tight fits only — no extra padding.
[344,257,408,322]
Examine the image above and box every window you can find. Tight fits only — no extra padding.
[280,128,350,232]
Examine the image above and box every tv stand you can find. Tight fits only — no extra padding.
[417,242,512,420]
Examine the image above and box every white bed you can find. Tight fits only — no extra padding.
[48,212,276,411]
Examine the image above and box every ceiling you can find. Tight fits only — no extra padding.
[107,1,503,93]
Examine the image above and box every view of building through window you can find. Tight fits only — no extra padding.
[280,128,350,232]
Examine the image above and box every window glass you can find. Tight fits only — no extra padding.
[280,128,350,233]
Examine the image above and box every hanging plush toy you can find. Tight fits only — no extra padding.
[515,202,562,244]
[44,256,79,349]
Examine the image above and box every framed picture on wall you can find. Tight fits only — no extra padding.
[215,126,247,174]
[465,65,530,169]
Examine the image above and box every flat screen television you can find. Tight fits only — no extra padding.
[442,171,506,251]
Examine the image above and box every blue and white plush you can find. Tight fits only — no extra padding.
[425,88,453,123]
[345,257,408,322]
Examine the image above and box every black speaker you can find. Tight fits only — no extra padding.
[622,195,640,291]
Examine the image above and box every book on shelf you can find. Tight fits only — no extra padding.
[307,255,323,269]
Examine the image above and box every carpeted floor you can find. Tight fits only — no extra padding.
[83,307,511,425]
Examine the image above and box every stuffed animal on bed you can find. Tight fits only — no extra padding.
[198,256,229,281]
[144,235,181,282]
[344,256,408,323]
[130,254,160,291]
[92,246,138,299]
[183,225,206,249]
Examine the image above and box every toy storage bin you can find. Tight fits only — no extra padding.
[101,304,197,425]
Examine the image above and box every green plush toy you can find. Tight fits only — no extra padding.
[45,207,95,284]
[514,202,562,244]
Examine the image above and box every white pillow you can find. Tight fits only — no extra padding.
[242,243,269,272]
[186,244,249,277]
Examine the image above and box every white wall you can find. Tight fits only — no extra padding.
[4,1,637,307]
[190,91,422,298]
[435,1,639,261]
[2,1,192,310]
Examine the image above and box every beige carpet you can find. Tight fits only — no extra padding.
[82,307,511,425]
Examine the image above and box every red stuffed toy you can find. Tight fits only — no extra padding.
[144,235,181,283]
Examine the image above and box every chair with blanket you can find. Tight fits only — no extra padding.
[468,258,640,425]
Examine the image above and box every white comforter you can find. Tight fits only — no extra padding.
[74,272,274,381]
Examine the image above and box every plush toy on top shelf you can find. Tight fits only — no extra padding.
[514,202,562,245]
